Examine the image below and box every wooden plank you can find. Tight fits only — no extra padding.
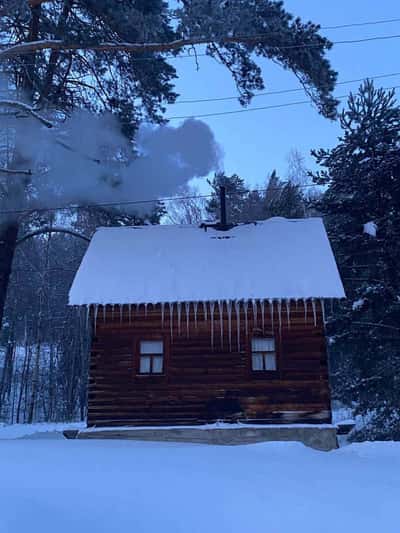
[87,302,332,426]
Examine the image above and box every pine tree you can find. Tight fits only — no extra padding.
[0,0,338,330]
[312,81,400,439]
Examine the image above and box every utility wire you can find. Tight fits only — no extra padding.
[0,184,320,217]
[320,17,400,30]
[166,84,400,120]
[3,70,399,106]
[174,72,400,104]
[171,33,400,60]
[1,82,399,179]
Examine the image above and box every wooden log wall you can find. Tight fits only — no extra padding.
[86,300,332,427]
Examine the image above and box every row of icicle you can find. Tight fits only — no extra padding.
[85,298,328,351]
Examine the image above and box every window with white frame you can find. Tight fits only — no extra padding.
[139,340,164,374]
[251,337,277,371]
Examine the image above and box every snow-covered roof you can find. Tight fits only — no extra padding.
[69,217,345,306]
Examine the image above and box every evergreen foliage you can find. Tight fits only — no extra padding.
[312,81,400,439]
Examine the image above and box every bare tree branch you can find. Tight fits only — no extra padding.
[17,227,90,246]
[0,167,32,175]
[0,100,54,128]
[353,321,400,332]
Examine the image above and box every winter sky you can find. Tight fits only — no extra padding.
[166,0,400,188]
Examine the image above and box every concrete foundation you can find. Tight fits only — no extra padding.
[68,425,338,451]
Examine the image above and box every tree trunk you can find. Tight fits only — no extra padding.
[0,221,19,330]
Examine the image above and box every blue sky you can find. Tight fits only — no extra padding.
[166,1,400,189]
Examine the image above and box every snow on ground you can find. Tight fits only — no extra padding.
[0,437,399,533]
[0,422,85,439]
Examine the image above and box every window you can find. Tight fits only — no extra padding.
[251,337,277,371]
[139,340,164,374]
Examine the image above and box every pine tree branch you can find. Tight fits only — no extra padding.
[0,34,325,61]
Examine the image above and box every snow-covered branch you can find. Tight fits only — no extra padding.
[0,100,54,128]
[0,34,303,60]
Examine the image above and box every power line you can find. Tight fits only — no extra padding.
[172,33,400,60]
[1,82,399,179]
[2,70,399,121]
[320,17,400,30]
[169,12,400,30]
[174,72,400,104]
[166,84,400,120]
[1,69,398,131]
[0,184,320,217]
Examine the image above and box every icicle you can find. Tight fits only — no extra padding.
[169,302,174,340]
[193,302,198,330]
[320,299,326,326]
[202,301,208,322]
[285,299,290,329]
[161,303,165,328]
[111,304,115,321]
[210,301,215,350]
[295,299,299,311]
[330,298,334,314]
[277,299,282,334]
[218,300,224,349]
[103,304,106,323]
[94,305,99,334]
[144,303,148,317]
[243,300,248,336]
[185,302,190,338]
[120,304,123,323]
[177,302,182,335]
[86,304,90,330]
[304,299,308,324]
[252,299,258,328]
[235,301,241,351]
[261,300,265,333]
[312,298,317,326]
[269,299,274,330]
[128,304,132,324]
[227,300,232,352]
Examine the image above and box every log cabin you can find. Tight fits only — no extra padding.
[69,216,345,430]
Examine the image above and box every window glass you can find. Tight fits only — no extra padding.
[252,338,275,352]
[139,355,151,374]
[140,341,163,354]
[252,354,264,371]
[152,356,164,374]
[264,353,277,371]
[251,337,276,371]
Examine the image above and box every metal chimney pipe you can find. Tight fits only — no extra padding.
[220,186,227,228]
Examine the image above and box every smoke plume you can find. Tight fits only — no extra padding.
[13,111,222,214]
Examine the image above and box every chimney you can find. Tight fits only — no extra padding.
[200,185,233,232]
[219,185,227,228]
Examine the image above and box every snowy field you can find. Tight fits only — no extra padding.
[1,426,399,533]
